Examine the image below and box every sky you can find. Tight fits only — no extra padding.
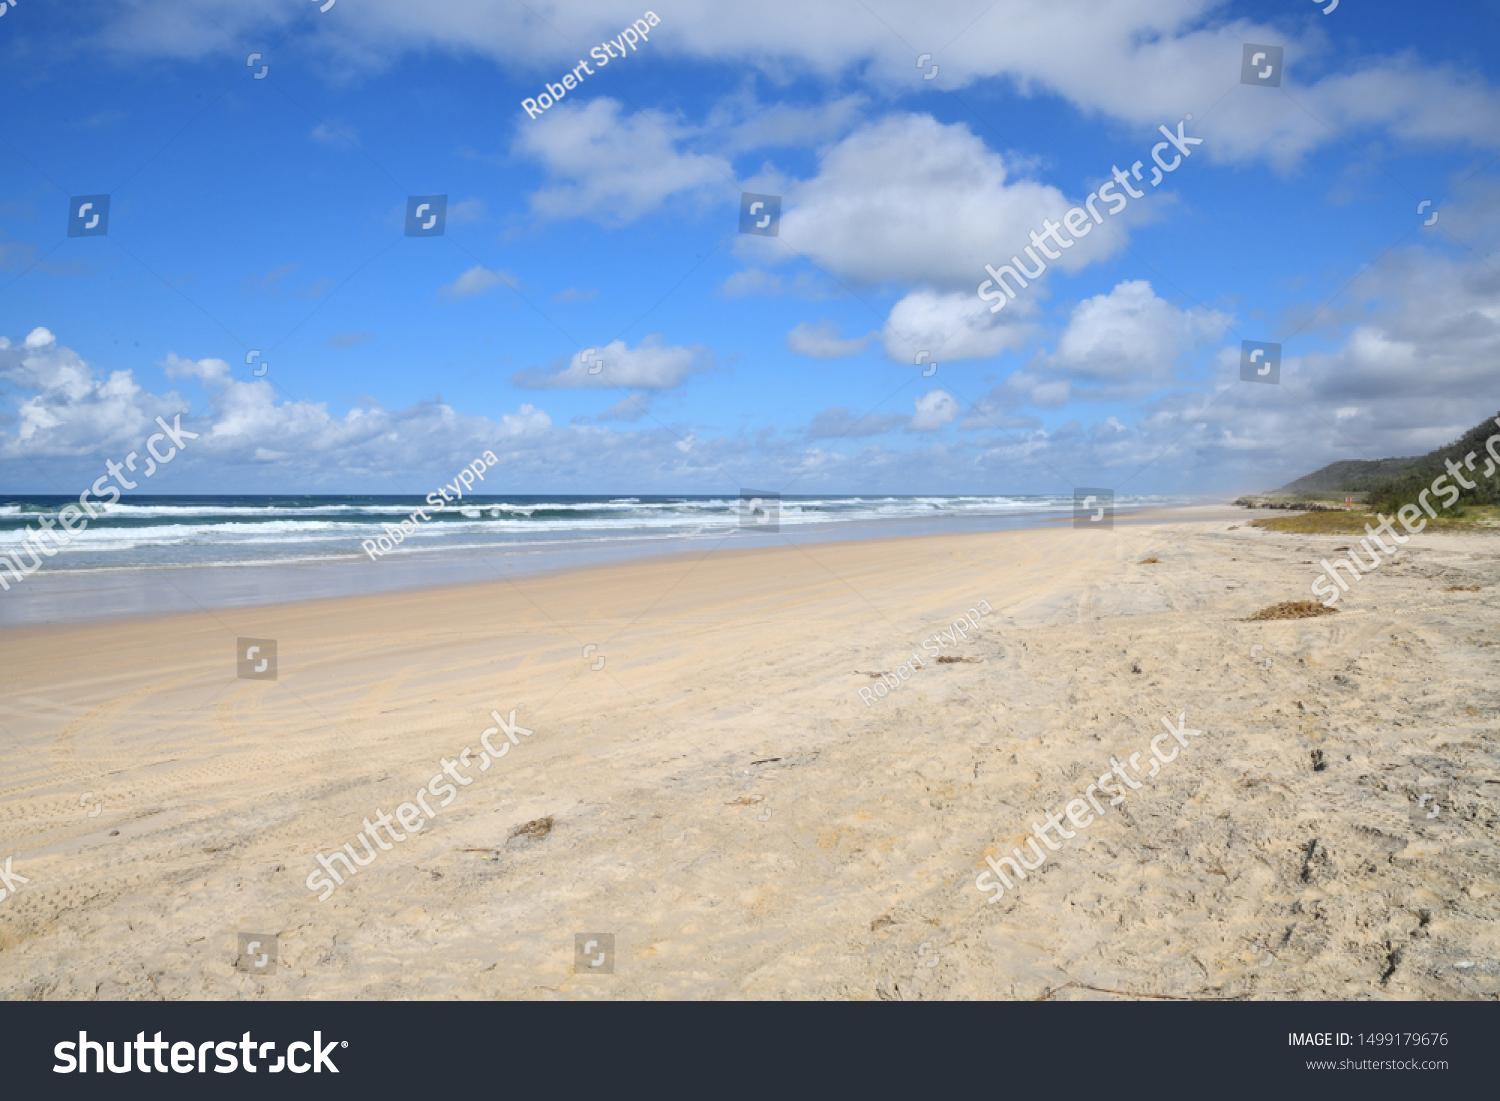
[1,0,1497,497]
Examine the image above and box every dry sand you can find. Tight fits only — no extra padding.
[0,506,1495,1000]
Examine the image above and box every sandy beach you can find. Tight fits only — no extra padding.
[0,505,1495,1000]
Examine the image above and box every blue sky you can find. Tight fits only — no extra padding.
[2,0,1498,496]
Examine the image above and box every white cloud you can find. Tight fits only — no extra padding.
[0,332,555,482]
[766,113,1123,292]
[908,389,960,432]
[0,336,170,455]
[498,403,553,436]
[1015,372,1073,409]
[963,371,1076,419]
[1031,280,1229,393]
[785,320,876,359]
[882,289,1034,364]
[514,99,730,225]
[8,184,1500,497]
[163,352,233,388]
[511,336,713,390]
[95,1,1500,174]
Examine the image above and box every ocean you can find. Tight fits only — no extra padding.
[0,493,1181,624]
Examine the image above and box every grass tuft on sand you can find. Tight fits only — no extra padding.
[508,816,553,842]
[1246,601,1339,621]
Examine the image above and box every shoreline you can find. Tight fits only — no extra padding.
[0,503,1244,629]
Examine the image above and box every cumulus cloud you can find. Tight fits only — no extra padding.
[94,0,1500,178]
[960,221,1500,490]
[0,329,553,471]
[0,331,175,455]
[511,336,714,390]
[1030,280,1229,394]
[785,320,876,359]
[764,113,1123,292]
[497,403,553,436]
[907,389,961,432]
[7,167,1499,498]
[163,352,233,388]
[881,289,1035,363]
[514,99,730,225]
[1277,253,1500,444]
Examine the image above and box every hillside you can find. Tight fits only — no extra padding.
[1274,456,1424,496]
[1366,411,1500,511]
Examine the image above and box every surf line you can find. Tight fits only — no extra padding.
[361,450,499,562]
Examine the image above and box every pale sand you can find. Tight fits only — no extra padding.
[0,505,1495,1000]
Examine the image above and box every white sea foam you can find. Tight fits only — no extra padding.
[0,494,1182,572]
